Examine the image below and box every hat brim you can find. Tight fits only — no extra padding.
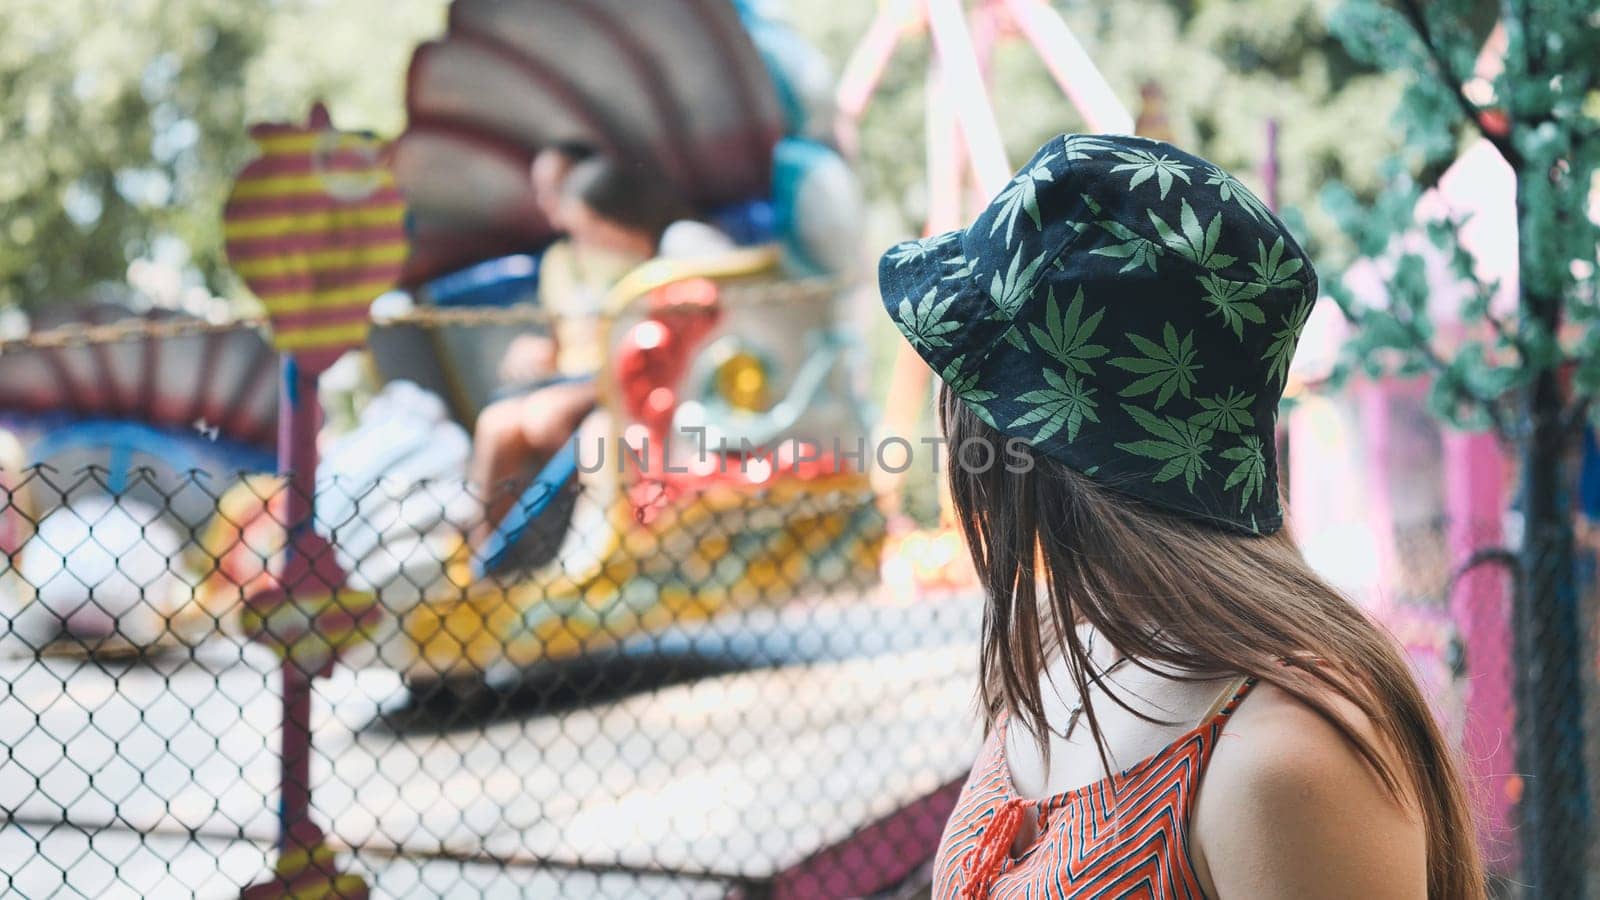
[877,229,985,379]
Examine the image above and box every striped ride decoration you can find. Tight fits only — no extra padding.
[224,102,407,371]
[237,531,383,673]
[239,822,369,900]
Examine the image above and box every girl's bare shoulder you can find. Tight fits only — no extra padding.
[1190,681,1427,899]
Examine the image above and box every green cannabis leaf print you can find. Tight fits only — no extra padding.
[990,151,1058,246]
[1191,387,1255,434]
[1109,323,1201,409]
[886,231,957,267]
[1011,368,1100,443]
[1028,286,1108,375]
[1220,434,1267,510]
[988,248,1052,318]
[942,356,999,428]
[1117,404,1214,491]
[896,285,961,351]
[1002,324,1028,351]
[1089,220,1164,274]
[1263,295,1313,387]
[1249,237,1305,287]
[1109,149,1193,200]
[1204,166,1272,223]
[1061,135,1117,161]
[940,252,976,282]
[980,301,1027,351]
[1197,273,1268,340]
[1148,199,1237,270]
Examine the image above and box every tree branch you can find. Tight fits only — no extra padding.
[1439,209,1530,365]
[1563,397,1593,441]
[1393,0,1523,168]
[1392,303,1516,441]
[1482,303,1520,355]
[1329,277,1513,441]
[1468,276,1531,370]
[1509,0,1539,85]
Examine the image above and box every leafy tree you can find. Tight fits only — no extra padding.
[0,0,262,312]
[0,0,444,314]
[1321,1,1600,893]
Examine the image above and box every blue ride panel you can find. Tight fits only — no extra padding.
[28,419,274,490]
[473,436,581,579]
[425,254,543,308]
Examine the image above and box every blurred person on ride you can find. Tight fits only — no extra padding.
[471,151,693,530]
[877,134,1484,899]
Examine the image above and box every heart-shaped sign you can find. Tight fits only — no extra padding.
[223,103,408,372]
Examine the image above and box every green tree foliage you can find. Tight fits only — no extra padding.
[0,0,259,311]
[1320,1,1600,892]
[0,0,444,313]
[1322,0,1598,434]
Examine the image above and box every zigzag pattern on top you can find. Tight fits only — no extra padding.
[933,678,1258,899]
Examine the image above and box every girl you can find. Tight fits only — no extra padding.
[878,134,1483,899]
[472,154,690,531]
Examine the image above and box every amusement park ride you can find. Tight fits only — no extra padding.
[0,0,1142,681]
[3,1,1106,894]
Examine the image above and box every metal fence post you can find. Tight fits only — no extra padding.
[238,356,370,900]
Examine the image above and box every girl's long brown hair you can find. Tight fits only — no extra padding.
[939,385,1484,899]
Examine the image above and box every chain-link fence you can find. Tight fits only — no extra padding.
[0,461,1587,898]
[0,464,980,898]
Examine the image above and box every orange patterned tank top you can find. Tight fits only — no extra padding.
[932,677,1258,899]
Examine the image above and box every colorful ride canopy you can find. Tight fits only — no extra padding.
[0,305,279,461]
[394,0,786,283]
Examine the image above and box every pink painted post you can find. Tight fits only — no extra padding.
[1263,119,1280,213]
[240,356,369,900]
[1356,379,1402,598]
[275,357,328,866]
[926,0,1011,195]
[1002,0,1134,134]
[832,2,909,157]
[224,105,403,900]
[1442,428,1517,870]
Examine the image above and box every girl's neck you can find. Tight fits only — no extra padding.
[574,226,656,261]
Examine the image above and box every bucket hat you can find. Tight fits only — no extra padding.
[879,133,1317,535]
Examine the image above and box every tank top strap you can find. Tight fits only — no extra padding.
[1198,674,1258,728]
[1177,675,1259,817]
